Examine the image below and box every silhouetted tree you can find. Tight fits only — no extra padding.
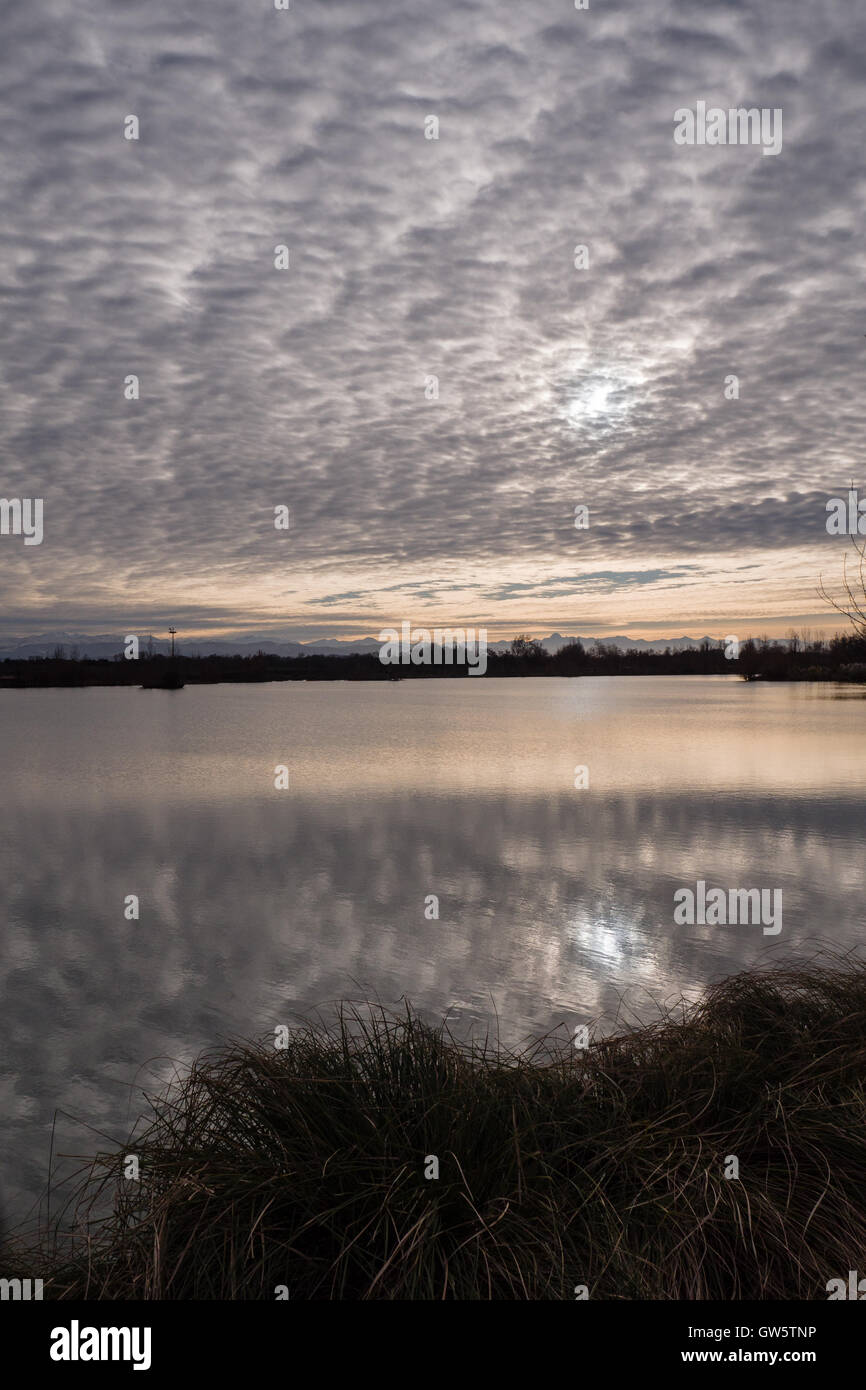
[818,536,866,640]
[510,634,545,660]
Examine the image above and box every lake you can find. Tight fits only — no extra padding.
[0,675,864,1224]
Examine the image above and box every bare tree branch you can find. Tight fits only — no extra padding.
[818,535,866,639]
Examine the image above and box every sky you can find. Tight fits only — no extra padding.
[1,0,864,644]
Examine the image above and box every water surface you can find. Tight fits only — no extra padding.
[1,676,864,1221]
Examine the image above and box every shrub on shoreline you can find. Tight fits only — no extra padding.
[8,958,866,1299]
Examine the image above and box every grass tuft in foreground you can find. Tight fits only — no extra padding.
[10,957,866,1299]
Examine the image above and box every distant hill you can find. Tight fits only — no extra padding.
[0,632,302,660]
[0,630,725,661]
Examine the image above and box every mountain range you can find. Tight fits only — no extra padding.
[0,631,723,660]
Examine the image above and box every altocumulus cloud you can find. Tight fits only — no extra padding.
[0,0,863,639]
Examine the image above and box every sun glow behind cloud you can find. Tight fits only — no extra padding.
[560,363,647,435]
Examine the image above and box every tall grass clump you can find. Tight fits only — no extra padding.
[11,957,866,1299]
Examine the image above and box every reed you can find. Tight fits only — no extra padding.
[9,958,866,1300]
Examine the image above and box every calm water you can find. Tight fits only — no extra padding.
[1,676,864,1223]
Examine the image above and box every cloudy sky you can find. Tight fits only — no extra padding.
[1,0,864,643]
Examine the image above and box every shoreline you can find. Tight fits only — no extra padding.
[3,652,866,688]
